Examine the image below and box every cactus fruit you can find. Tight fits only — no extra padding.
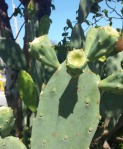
[0,107,15,137]
[66,49,87,78]
[70,23,85,49]
[31,61,101,149]
[0,136,27,149]
[29,35,60,69]
[85,26,119,61]
[17,70,38,112]
[116,37,123,52]
[0,37,27,70]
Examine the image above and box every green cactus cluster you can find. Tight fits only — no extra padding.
[0,24,122,149]
[0,0,123,148]
[85,26,119,61]
[99,51,123,137]
[28,24,123,148]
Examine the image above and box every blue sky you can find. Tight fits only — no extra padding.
[6,0,122,47]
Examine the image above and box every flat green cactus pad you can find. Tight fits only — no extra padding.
[29,35,60,69]
[30,59,44,93]
[38,15,51,36]
[100,92,123,132]
[17,70,39,112]
[0,136,27,149]
[85,27,118,61]
[70,23,85,49]
[99,72,123,94]
[0,107,15,137]
[0,37,27,70]
[31,62,100,149]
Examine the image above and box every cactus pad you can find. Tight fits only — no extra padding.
[31,62,100,149]
[29,35,60,69]
[0,37,27,70]
[0,136,27,149]
[38,15,51,36]
[85,26,119,61]
[0,107,15,137]
[70,23,85,49]
[17,70,38,112]
[99,72,123,94]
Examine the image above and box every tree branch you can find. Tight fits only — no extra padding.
[14,21,25,41]
[9,3,22,20]
[105,0,123,19]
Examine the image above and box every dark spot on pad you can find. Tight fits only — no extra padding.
[58,78,78,118]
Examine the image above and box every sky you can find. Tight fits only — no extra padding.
[6,0,123,48]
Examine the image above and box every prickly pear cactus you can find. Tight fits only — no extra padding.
[0,37,27,70]
[31,57,101,149]
[30,59,44,93]
[99,51,123,133]
[27,0,38,18]
[17,70,39,112]
[0,107,15,137]
[84,27,98,56]
[0,136,27,149]
[99,71,123,94]
[100,92,123,132]
[99,50,123,94]
[70,23,85,49]
[104,51,123,76]
[29,35,60,69]
[43,65,55,84]
[38,15,51,36]
[78,0,95,24]
[85,25,119,61]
